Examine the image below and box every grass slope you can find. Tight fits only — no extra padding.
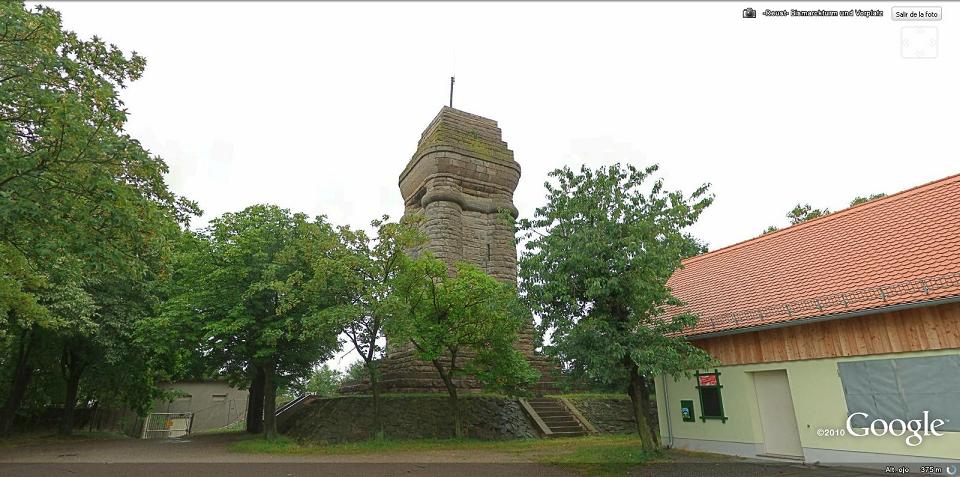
[232,434,656,476]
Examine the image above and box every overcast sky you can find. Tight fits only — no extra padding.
[44,1,958,366]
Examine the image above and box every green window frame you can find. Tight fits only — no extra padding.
[695,369,728,423]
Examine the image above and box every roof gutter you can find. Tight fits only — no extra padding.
[687,294,960,341]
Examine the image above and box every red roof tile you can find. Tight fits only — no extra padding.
[669,173,960,337]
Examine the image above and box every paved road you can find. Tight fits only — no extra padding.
[0,434,890,477]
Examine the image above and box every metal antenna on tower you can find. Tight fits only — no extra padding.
[449,76,455,108]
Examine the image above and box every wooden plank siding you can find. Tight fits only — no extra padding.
[693,301,960,366]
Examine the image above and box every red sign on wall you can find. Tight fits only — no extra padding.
[698,374,718,387]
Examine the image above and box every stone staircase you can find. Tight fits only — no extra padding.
[522,397,589,438]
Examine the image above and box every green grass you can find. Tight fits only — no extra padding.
[542,441,658,477]
[0,430,127,449]
[231,434,657,476]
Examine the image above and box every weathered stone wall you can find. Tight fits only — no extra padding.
[280,396,538,442]
[566,397,659,435]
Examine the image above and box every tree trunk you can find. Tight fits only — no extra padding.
[367,362,383,439]
[246,366,265,434]
[59,368,82,436]
[0,326,36,436]
[433,359,462,438]
[261,362,278,439]
[627,364,658,452]
[639,376,660,448]
[447,387,462,439]
[59,346,86,436]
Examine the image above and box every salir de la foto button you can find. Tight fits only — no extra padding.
[893,6,942,21]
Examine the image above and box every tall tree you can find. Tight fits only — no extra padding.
[0,258,92,434]
[388,258,538,438]
[0,2,196,273]
[172,205,342,439]
[1,2,196,434]
[518,163,715,451]
[54,265,173,435]
[309,216,423,438]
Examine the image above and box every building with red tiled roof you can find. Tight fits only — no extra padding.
[655,173,960,466]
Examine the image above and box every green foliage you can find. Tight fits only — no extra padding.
[517,163,715,449]
[165,204,343,438]
[786,203,829,225]
[764,193,885,234]
[309,216,424,376]
[304,364,343,397]
[0,2,196,435]
[389,260,538,394]
[344,360,370,383]
[387,258,538,437]
[850,193,886,207]
[306,215,425,436]
[0,2,197,282]
[187,204,340,382]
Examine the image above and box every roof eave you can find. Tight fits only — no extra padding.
[687,294,960,341]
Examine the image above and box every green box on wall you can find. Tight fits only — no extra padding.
[680,399,695,422]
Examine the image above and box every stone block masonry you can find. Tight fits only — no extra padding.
[280,396,540,442]
[367,107,558,393]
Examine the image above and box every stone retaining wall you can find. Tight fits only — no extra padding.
[566,396,657,434]
[281,395,658,442]
[280,396,538,442]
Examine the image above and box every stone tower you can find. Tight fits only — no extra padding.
[374,107,552,392]
[399,107,522,284]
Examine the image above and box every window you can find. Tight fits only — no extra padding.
[211,393,227,402]
[680,399,696,422]
[837,355,960,431]
[696,370,727,422]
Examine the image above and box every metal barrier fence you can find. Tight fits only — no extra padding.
[140,412,194,439]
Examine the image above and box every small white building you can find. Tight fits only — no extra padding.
[152,381,248,433]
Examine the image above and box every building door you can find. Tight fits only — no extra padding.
[752,370,804,458]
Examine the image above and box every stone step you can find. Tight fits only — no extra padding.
[548,425,583,433]
[529,404,564,410]
[540,415,579,424]
[529,405,564,410]
[545,422,581,430]
[520,397,591,439]
[531,406,566,413]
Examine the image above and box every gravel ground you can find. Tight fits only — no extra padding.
[0,433,890,477]
[0,434,577,476]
